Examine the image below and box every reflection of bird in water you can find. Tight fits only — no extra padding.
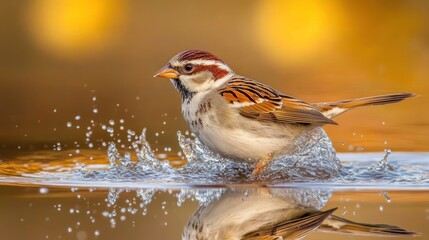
[182,189,417,240]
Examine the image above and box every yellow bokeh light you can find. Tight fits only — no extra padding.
[254,0,343,66]
[26,0,126,59]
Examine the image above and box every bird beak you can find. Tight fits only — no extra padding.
[153,66,180,79]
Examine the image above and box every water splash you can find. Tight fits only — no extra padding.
[372,148,393,171]
[99,187,226,227]
[176,188,225,207]
[72,125,343,184]
[136,188,156,215]
[262,128,342,181]
[340,151,429,184]
[73,128,175,182]
[1,124,428,187]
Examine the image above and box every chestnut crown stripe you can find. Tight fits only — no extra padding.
[177,49,223,62]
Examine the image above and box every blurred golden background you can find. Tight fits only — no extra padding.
[0,2,428,240]
[0,0,428,152]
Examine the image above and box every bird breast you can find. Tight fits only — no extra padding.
[181,91,308,162]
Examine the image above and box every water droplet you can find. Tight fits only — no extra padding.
[110,218,116,228]
[383,192,391,203]
[127,130,135,136]
[75,115,81,120]
[92,97,96,101]
[67,122,72,127]
[109,120,115,126]
[94,230,100,237]
[67,227,72,233]
[93,108,98,114]
[39,188,49,194]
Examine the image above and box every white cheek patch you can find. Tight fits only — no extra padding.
[181,71,233,93]
[180,72,215,93]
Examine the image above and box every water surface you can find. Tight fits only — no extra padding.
[0,129,428,239]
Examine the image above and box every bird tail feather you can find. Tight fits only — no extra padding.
[318,214,420,237]
[313,93,416,119]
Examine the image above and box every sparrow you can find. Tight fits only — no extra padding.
[182,188,417,240]
[154,50,415,174]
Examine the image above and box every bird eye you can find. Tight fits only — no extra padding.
[184,64,194,73]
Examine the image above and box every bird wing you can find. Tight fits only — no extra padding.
[218,77,336,125]
[241,208,337,240]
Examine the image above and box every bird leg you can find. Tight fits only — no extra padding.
[252,153,274,175]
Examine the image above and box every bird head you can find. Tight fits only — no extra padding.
[154,50,233,97]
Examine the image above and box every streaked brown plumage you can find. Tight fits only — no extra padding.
[219,77,337,125]
[154,50,415,174]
